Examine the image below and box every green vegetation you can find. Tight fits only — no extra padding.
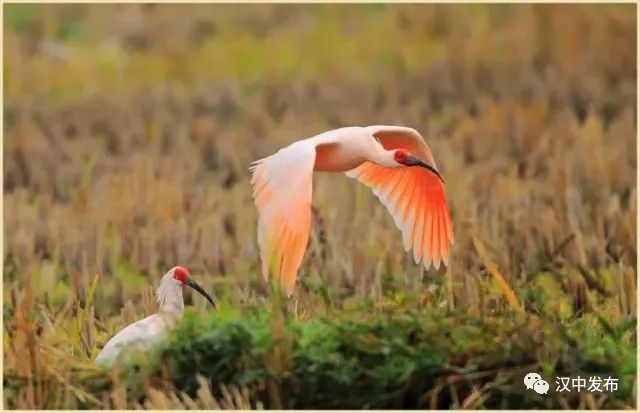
[4,299,636,409]
[3,3,636,409]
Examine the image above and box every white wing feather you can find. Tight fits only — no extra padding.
[95,314,172,365]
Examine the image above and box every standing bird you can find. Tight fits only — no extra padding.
[251,125,454,295]
[95,266,216,366]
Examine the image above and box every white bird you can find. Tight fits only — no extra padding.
[251,125,454,295]
[95,266,216,366]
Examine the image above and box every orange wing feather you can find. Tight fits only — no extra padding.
[349,163,453,269]
[250,142,316,295]
[347,126,454,270]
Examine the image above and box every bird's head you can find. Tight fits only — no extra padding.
[393,149,444,183]
[170,266,217,308]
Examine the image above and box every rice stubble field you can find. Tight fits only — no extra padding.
[2,3,637,409]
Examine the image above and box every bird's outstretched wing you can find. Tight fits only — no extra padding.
[250,141,316,295]
[346,125,454,269]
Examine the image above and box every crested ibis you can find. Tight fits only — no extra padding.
[250,125,453,294]
[95,266,216,365]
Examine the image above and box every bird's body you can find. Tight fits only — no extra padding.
[309,127,373,171]
[94,313,175,365]
[251,125,454,295]
[95,266,216,366]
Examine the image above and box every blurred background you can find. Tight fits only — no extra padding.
[3,3,637,409]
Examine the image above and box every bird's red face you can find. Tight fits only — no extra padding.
[170,266,217,308]
[172,266,190,285]
[393,148,411,165]
[393,149,444,183]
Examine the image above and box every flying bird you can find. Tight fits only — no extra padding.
[95,266,216,366]
[250,125,454,295]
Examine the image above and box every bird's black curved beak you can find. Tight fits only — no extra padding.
[406,155,445,183]
[186,277,217,309]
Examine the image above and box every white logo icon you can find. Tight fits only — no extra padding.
[524,372,542,390]
[533,379,550,394]
[524,372,549,395]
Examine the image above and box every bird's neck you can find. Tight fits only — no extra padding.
[156,278,185,319]
[158,293,184,319]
